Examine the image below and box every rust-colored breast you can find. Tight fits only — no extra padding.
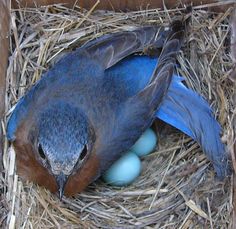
[14,123,100,196]
[13,124,58,193]
[13,141,58,193]
[64,152,100,196]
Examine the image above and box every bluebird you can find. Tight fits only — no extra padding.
[7,20,230,199]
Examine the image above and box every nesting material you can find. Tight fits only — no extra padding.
[2,3,235,228]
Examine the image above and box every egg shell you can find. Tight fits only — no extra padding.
[131,128,157,157]
[102,151,141,186]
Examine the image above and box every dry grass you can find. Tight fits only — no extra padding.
[1,2,235,228]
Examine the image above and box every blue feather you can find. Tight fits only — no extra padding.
[106,55,230,177]
[8,54,230,177]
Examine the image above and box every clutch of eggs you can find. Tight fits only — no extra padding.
[102,128,157,186]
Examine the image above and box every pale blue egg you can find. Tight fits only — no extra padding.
[102,151,141,186]
[131,128,157,157]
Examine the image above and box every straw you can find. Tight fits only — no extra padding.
[2,3,234,228]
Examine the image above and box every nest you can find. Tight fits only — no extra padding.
[1,3,235,228]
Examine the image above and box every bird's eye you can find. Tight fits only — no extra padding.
[38,144,46,160]
[79,145,87,161]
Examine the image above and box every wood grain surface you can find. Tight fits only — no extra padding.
[11,0,235,11]
[0,0,10,170]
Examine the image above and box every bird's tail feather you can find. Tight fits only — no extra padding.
[157,76,231,178]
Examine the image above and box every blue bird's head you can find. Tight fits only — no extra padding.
[34,102,94,199]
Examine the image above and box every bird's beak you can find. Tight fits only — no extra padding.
[55,172,68,200]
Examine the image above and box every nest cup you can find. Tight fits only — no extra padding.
[1,2,235,228]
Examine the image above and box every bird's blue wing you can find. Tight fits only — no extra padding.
[105,56,194,136]
[7,26,169,142]
[106,55,230,178]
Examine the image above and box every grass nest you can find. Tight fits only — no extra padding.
[1,2,235,228]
